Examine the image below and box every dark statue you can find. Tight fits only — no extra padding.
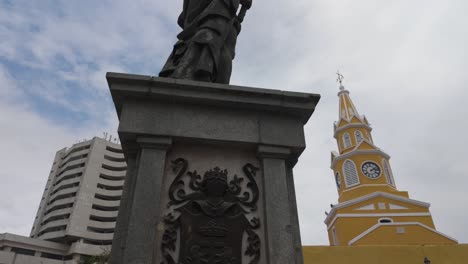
[161,158,261,264]
[159,0,252,84]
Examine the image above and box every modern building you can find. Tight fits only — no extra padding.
[324,81,457,246]
[1,137,126,263]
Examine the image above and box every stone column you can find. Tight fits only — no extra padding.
[287,166,305,264]
[258,145,303,264]
[111,137,172,264]
[109,148,138,264]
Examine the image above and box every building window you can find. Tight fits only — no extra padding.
[343,160,359,187]
[11,247,35,256]
[354,130,364,144]
[343,133,352,149]
[383,159,395,186]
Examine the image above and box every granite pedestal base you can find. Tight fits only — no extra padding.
[106,73,320,264]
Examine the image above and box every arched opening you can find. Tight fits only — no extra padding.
[343,132,352,149]
[343,160,359,187]
[379,218,393,224]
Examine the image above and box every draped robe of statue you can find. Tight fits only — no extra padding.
[159,0,245,84]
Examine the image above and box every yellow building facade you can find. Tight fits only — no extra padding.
[324,82,457,246]
[303,244,468,264]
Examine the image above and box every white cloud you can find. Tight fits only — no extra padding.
[0,65,118,236]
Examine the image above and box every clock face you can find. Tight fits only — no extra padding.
[361,162,381,179]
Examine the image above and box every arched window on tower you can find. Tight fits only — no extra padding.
[343,160,359,187]
[379,218,393,224]
[343,133,352,149]
[355,130,364,144]
[383,159,395,186]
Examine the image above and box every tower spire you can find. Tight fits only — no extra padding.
[336,72,360,121]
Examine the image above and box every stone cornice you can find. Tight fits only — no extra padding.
[106,72,321,124]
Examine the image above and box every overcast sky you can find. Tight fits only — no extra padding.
[1,0,467,245]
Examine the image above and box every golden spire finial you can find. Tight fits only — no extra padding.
[336,71,345,90]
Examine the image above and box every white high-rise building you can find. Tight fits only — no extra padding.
[1,137,126,263]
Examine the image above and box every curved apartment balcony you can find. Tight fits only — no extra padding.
[87,220,116,230]
[60,149,89,167]
[105,145,123,154]
[83,231,114,241]
[57,159,86,175]
[69,241,111,256]
[100,168,126,178]
[49,186,79,203]
[104,148,124,157]
[51,177,81,194]
[45,197,75,213]
[39,219,69,234]
[103,152,125,162]
[54,168,83,185]
[98,177,124,188]
[62,143,91,160]
[102,159,127,170]
[59,156,87,172]
[90,209,118,219]
[42,208,72,223]
[99,172,125,182]
[95,188,122,200]
[93,198,120,209]
[38,230,66,241]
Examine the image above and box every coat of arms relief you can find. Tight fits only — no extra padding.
[161,158,261,264]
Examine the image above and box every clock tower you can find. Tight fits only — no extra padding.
[325,75,457,246]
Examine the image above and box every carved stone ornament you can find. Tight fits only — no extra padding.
[161,158,261,264]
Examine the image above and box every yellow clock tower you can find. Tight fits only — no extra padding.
[325,75,457,246]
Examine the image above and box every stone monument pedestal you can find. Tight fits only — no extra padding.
[107,72,320,264]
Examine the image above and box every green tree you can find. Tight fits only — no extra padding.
[80,251,110,264]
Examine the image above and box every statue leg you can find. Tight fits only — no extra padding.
[170,42,202,80]
[215,45,232,84]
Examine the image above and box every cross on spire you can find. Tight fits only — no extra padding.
[336,71,345,90]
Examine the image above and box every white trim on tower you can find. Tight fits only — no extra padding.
[348,222,459,245]
[324,192,431,224]
[326,212,432,230]
[382,159,395,186]
[331,149,391,169]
